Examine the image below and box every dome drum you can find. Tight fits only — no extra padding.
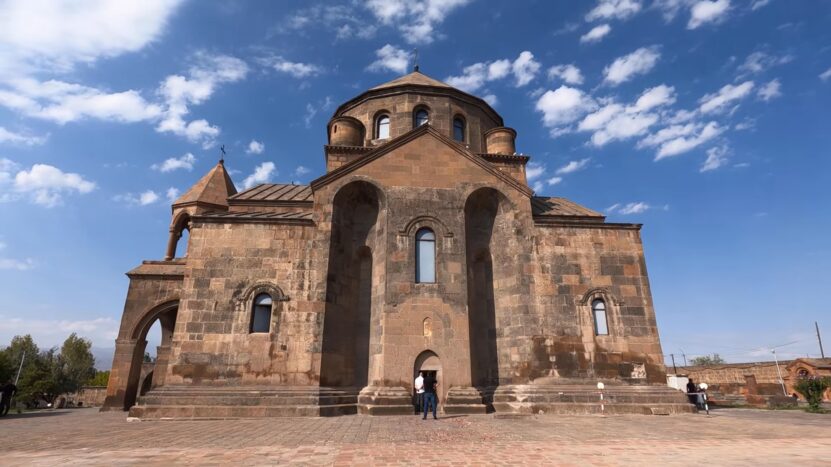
[329,116,365,147]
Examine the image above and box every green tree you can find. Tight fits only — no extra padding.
[690,354,726,366]
[4,335,39,378]
[794,376,831,413]
[87,370,110,387]
[0,349,14,384]
[16,348,62,406]
[58,333,95,393]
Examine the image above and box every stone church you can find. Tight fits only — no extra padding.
[102,69,691,418]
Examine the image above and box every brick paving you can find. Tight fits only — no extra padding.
[1,408,829,465]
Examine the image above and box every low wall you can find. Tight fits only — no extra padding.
[65,386,108,407]
[675,361,788,397]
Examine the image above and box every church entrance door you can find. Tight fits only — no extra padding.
[414,350,442,412]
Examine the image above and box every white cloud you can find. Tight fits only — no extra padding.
[688,0,730,29]
[0,316,118,349]
[580,24,612,43]
[608,201,652,215]
[751,0,770,10]
[547,64,584,85]
[555,158,591,175]
[0,126,46,146]
[261,56,323,78]
[446,51,541,93]
[575,85,674,147]
[1,160,96,207]
[367,44,411,74]
[0,257,34,270]
[293,166,311,177]
[304,96,334,129]
[0,0,184,76]
[535,86,597,134]
[364,0,472,44]
[511,51,541,87]
[242,162,276,189]
[156,52,249,147]
[482,94,498,106]
[700,144,729,172]
[737,51,793,77]
[652,121,725,159]
[0,78,163,125]
[603,46,661,86]
[698,80,754,114]
[525,162,546,181]
[166,187,180,202]
[140,190,159,205]
[546,176,563,186]
[275,5,376,40]
[585,0,642,21]
[631,84,676,112]
[151,153,196,172]
[820,68,831,81]
[757,79,781,101]
[247,140,265,155]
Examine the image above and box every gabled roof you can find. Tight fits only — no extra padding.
[310,124,533,197]
[531,196,604,219]
[370,70,453,91]
[230,183,313,203]
[173,160,237,208]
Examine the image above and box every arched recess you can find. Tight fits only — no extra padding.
[413,350,443,402]
[164,212,191,260]
[320,181,385,390]
[123,299,179,410]
[579,288,622,338]
[464,187,515,388]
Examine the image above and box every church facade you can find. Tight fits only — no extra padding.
[103,70,691,418]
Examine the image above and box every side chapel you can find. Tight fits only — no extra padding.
[103,69,691,418]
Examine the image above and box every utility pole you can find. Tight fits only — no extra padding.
[771,349,787,396]
[680,350,687,367]
[816,321,825,359]
[670,354,677,374]
[14,350,26,385]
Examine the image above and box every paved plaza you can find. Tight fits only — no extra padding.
[0,408,829,465]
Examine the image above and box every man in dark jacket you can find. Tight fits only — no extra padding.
[1,381,17,416]
[422,373,438,420]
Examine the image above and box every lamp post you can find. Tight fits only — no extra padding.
[771,349,788,396]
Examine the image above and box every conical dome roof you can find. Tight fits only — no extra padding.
[172,160,237,208]
[369,70,453,91]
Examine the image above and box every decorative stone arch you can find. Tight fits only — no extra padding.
[164,211,192,260]
[462,185,518,212]
[103,299,179,411]
[451,113,467,143]
[235,282,290,335]
[579,288,623,338]
[413,349,444,402]
[324,176,388,209]
[399,215,454,239]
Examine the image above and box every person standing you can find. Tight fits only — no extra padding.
[422,373,438,420]
[414,372,425,414]
[686,378,697,406]
[1,381,17,416]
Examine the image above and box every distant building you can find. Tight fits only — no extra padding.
[102,70,690,418]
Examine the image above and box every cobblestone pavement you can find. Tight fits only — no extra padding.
[1,408,829,465]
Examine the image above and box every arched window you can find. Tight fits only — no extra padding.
[453,117,465,142]
[376,114,390,139]
[250,293,273,333]
[415,228,436,283]
[414,108,429,128]
[592,299,608,336]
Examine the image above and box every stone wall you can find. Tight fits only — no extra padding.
[164,220,322,387]
[677,361,788,396]
[529,224,666,384]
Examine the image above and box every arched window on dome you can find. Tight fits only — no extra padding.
[250,293,273,333]
[592,299,608,336]
[414,108,429,128]
[376,114,390,139]
[453,117,466,142]
[415,228,436,283]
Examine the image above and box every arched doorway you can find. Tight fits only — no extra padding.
[123,301,178,410]
[414,350,443,408]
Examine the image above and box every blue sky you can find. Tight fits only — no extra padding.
[1,0,829,366]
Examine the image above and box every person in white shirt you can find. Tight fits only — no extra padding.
[414,372,425,414]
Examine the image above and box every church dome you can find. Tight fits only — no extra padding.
[328,69,509,154]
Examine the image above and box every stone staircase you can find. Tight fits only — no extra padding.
[490,383,695,415]
[128,386,360,419]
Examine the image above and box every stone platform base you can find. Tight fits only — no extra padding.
[490,383,695,415]
[357,386,488,415]
[128,386,360,420]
